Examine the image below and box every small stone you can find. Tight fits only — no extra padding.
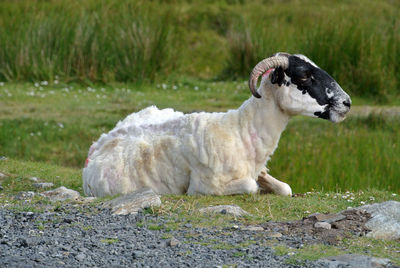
[314,221,332,229]
[132,250,144,259]
[183,223,192,228]
[82,197,97,203]
[33,182,54,189]
[0,172,6,178]
[167,237,180,247]
[41,186,80,201]
[18,238,29,248]
[232,225,239,230]
[29,177,39,182]
[199,205,251,217]
[242,226,264,231]
[104,187,161,215]
[63,218,73,224]
[265,231,283,238]
[16,191,35,200]
[0,156,7,161]
[308,213,346,223]
[75,253,86,262]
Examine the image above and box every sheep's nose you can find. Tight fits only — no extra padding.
[343,99,351,108]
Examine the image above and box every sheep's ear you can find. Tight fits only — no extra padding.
[271,67,285,86]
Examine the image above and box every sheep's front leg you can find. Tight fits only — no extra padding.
[257,169,292,196]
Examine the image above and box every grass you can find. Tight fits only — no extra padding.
[272,238,400,266]
[0,0,399,100]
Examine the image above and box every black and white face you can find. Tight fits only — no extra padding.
[270,54,351,123]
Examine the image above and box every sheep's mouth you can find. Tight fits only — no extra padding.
[329,107,350,123]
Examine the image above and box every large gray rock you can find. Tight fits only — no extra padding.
[355,201,400,240]
[199,205,250,217]
[41,186,81,201]
[104,187,161,215]
[317,254,392,268]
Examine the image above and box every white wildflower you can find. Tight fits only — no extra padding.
[360,201,366,205]
[34,82,39,87]
[57,123,64,128]
[0,82,4,86]
[392,193,397,196]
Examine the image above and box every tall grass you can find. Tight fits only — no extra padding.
[0,0,399,99]
[0,0,177,83]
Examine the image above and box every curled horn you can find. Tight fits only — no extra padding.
[248,53,290,98]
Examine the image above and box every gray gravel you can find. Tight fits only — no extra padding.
[0,203,323,268]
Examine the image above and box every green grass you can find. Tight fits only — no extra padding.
[0,0,399,100]
[271,238,400,266]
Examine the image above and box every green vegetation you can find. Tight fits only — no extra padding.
[271,238,400,266]
[0,0,399,100]
[100,238,119,245]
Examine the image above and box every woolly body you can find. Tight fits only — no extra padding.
[83,78,288,197]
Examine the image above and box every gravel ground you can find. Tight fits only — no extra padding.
[0,203,323,268]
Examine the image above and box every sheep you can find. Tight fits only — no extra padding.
[83,52,351,197]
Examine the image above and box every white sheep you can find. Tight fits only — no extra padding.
[83,53,351,197]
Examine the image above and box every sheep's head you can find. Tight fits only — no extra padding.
[249,53,351,123]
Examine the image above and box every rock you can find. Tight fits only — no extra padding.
[0,156,7,161]
[103,187,161,215]
[82,197,97,203]
[33,182,54,189]
[317,254,392,268]
[0,172,6,178]
[308,213,346,223]
[167,237,180,247]
[241,226,264,231]
[354,201,400,240]
[16,191,36,200]
[265,231,283,238]
[29,177,39,182]
[314,221,332,230]
[132,250,144,259]
[75,253,86,262]
[41,187,80,201]
[0,185,3,190]
[198,205,250,217]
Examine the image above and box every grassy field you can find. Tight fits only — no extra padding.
[0,81,399,193]
[0,0,399,265]
[0,0,399,101]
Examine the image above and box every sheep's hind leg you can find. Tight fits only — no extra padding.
[257,169,292,196]
[222,178,259,195]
